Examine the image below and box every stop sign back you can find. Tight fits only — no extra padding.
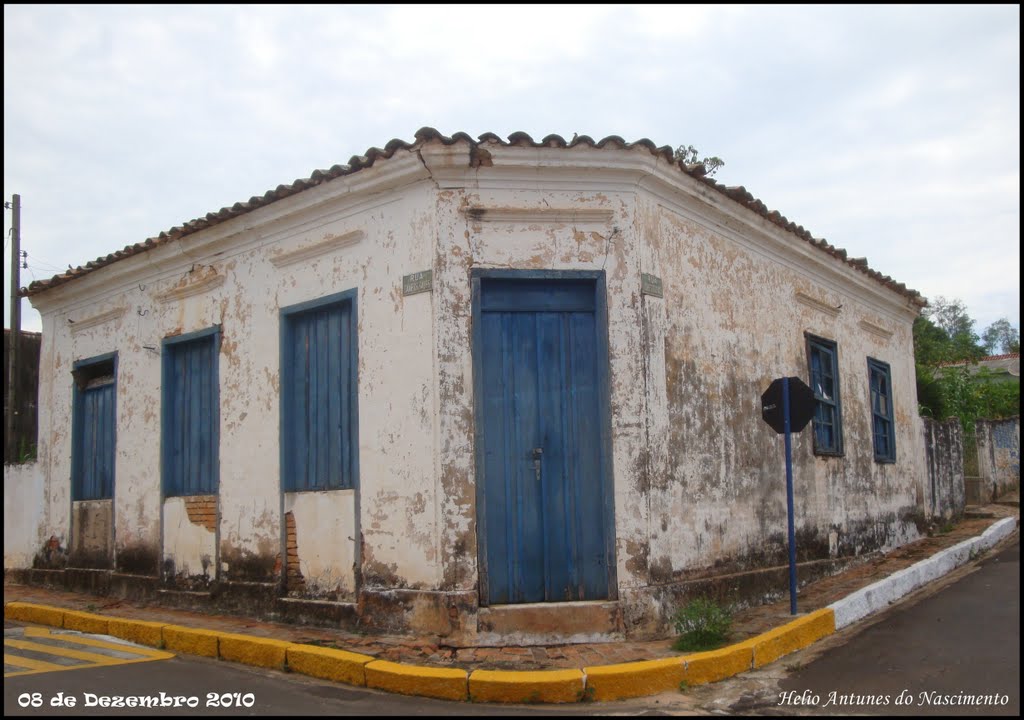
[761,376,816,434]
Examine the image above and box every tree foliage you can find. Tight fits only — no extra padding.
[981,318,1020,355]
[921,296,985,362]
[674,144,724,177]
[914,297,1020,430]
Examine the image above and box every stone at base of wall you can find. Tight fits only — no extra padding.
[275,597,359,627]
[357,588,479,643]
[4,555,866,643]
[621,556,863,639]
[476,601,624,646]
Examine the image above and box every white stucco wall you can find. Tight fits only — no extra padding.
[638,195,924,590]
[162,497,216,581]
[29,150,440,592]
[3,461,44,568]
[22,136,926,637]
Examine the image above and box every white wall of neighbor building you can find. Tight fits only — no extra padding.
[3,461,45,569]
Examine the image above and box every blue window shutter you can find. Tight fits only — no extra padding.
[162,328,220,496]
[281,291,358,492]
[806,335,843,456]
[72,354,117,501]
[868,358,896,463]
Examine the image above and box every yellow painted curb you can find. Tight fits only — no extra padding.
[469,668,584,704]
[4,602,65,628]
[62,609,110,635]
[749,608,835,668]
[365,660,468,701]
[3,600,839,704]
[287,645,375,686]
[162,625,230,658]
[217,633,294,670]
[107,618,168,648]
[584,657,686,701]
[682,642,754,686]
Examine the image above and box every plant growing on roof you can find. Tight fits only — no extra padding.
[673,144,725,177]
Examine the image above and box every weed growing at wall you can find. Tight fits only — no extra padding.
[671,597,733,652]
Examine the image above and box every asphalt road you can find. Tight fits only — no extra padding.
[3,627,677,717]
[776,539,1019,716]
[5,537,1018,716]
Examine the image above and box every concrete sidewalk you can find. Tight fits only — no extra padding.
[4,502,1018,703]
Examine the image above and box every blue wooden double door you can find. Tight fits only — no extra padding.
[477,275,611,605]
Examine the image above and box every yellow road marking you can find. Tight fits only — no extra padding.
[24,626,171,659]
[4,653,68,673]
[5,638,122,665]
[4,626,174,678]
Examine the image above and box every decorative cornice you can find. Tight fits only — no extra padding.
[68,306,127,333]
[464,207,614,224]
[859,319,894,340]
[795,291,842,318]
[269,230,364,268]
[155,273,225,303]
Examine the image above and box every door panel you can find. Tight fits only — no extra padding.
[77,381,115,500]
[480,278,608,605]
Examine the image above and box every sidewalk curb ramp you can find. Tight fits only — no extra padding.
[4,516,1016,704]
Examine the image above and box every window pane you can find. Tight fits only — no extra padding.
[808,337,842,454]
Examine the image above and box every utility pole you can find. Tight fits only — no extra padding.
[6,193,21,463]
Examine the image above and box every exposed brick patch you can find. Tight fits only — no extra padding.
[183,495,218,533]
[285,511,305,592]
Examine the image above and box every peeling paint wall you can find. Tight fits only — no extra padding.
[3,461,44,568]
[637,195,923,593]
[27,150,440,602]
[70,499,113,568]
[283,491,356,600]
[976,417,1020,501]
[162,496,216,586]
[922,417,965,520]
[20,139,927,640]
[427,140,924,637]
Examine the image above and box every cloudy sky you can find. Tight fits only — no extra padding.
[4,4,1019,336]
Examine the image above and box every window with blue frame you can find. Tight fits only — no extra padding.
[868,358,896,463]
[806,334,843,456]
[280,290,358,492]
[162,327,220,497]
[71,354,117,501]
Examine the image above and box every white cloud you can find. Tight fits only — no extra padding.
[3,4,1019,334]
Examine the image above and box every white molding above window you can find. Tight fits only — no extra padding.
[269,230,364,268]
[464,207,614,224]
[155,274,226,303]
[859,319,894,340]
[68,306,127,334]
[795,291,841,318]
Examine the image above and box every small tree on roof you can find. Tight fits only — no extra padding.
[674,144,725,177]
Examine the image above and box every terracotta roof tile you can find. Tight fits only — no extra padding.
[22,128,925,305]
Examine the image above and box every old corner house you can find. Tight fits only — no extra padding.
[9,128,935,643]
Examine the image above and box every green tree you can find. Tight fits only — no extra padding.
[674,145,724,177]
[981,318,1020,355]
[913,298,1019,425]
[922,296,985,362]
[913,316,953,365]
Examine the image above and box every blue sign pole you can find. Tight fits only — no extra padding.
[783,377,797,615]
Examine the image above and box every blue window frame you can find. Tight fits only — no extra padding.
[71,353,117,500]
[806,334,843,456]
[162,327,220,496]
[868,358,896,463]
[280,290,358,492]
